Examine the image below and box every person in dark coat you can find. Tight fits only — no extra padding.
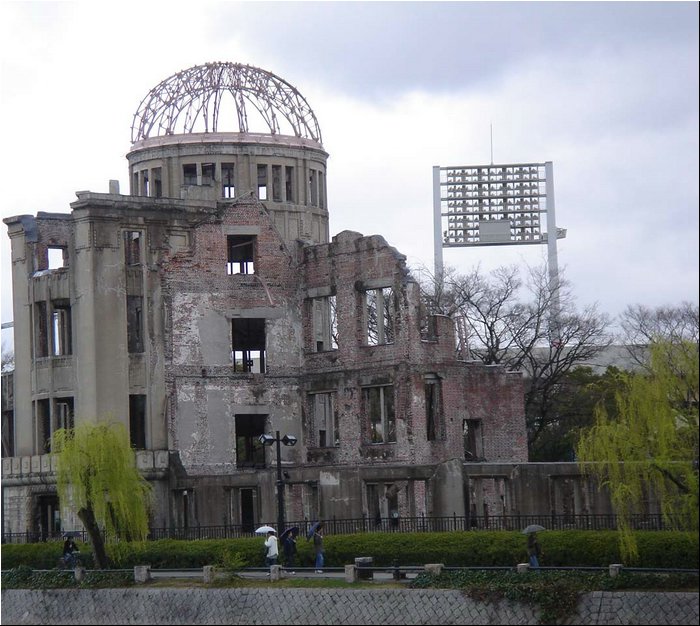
[283,529,298,572]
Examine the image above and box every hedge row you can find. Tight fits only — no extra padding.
[1,531,697,570]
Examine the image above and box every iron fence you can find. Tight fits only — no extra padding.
[3,512,693,545]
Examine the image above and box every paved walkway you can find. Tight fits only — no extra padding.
[2,588,698,624]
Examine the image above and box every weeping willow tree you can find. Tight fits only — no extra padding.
[52,422,152,569]
[577,341,699,563]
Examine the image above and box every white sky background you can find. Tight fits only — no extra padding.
[1,1,698,349]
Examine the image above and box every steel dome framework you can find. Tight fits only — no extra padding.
[131,62,322,144]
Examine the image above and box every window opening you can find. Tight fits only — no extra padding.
[36,398,51,453]
[201,163,215,186]
[364,385,395,443]
[463,419,482,460]
[141,170,150,196]
[318,171,325,209]
[285,166,294,202]
[311,392,338,447]
[311,295,338,352]
[129,394,147,449]
[51,302,72,356]
[425,377,442,441]
[124,231,142,265]
[222,163,235,198]
[272,165,282,201]
[308,169,318,206]
[235,414,266,467]
[227,235,256,275]
[366,482,398,526]
[366,287,395,345]
[239,488,257,532]
[183,163,197,186]
[257,164,268,200]
[153,168,162,198]
[34,301,48,358]
[47,247,65,270]
[55,398,74,432]
[127,296,144,353]
[2,406,15,457]
[232,318,266,373]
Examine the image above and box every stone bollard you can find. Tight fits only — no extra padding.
[73,566,86,583]
[345,564,358,583]
[517,563,530,574]
[270,564,282,581]
[355,557,374,580]
[134,565,152,584]
[424,563,444,576]
[609,563,623,578]
[203,565,215,583]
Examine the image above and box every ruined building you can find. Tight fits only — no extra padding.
[4,63,610,539]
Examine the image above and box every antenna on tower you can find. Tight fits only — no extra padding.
[490,123,494,165]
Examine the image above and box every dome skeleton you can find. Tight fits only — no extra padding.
[131,62,322,144]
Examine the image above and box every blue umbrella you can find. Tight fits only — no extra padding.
[307,521,322,540]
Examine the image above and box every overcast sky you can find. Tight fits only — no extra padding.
[1,1,698,348]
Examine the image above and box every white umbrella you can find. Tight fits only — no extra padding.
[255,525,276,534]
[521,524,546,534]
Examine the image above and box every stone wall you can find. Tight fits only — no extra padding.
[2,588,697,625]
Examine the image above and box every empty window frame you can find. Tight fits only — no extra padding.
[34,301,48,358]
[127,296,144,354]
[232,318,266,373]
[463,419,483,460]
[51,302,72,356]
[227,235,256,275]
[124,231,142,265]
[152,167,162,198]
[47,247,66,270]
[272,165,282,202]
[308,169,318,206]
[201,163,215,186]
[235,414,266,468]
[285,166,294,203]
[129,394,147,449]
[257,164,268,200]
[366,482,399,525]
[35,398,51,453]
[55,397,74,432]
[425,376,442,441]
[310,392,338,447]
[311,295,338,352]
[2,407,15,457]
[183,163,197,186]
[222,163,235,198]
[318,171,325,209]
[141,170,150,196]
[366,287,395,346]
[364,385,395,444]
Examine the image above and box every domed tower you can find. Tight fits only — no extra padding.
[127,62,329,244]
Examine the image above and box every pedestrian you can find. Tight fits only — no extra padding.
[62,536,79,568]
[283,529,298,572]
[264,530,279,567]
[313,522,325,573]
[527,532,542,569]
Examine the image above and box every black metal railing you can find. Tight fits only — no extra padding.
[3,512,693,544]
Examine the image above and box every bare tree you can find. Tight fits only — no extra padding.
[421,262,613,454]
[1,339,14,373]
[619,302,699,372]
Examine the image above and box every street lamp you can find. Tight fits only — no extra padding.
[258,430,297,533]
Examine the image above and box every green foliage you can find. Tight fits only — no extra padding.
[1,567,133,589]
[4,530,697,571]
[410,569,699,625]
[52,422,152,543]
[577,341,700,562]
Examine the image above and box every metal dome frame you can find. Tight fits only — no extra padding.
[131,62,322,144]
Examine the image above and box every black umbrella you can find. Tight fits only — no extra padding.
[280,526,299,540]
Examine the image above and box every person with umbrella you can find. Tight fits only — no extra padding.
[522,524,545,569]
[281,526,299,573]
[307,521,325,573]
[264,530,279,567]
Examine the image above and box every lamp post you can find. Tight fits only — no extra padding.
[258,430,297,533]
